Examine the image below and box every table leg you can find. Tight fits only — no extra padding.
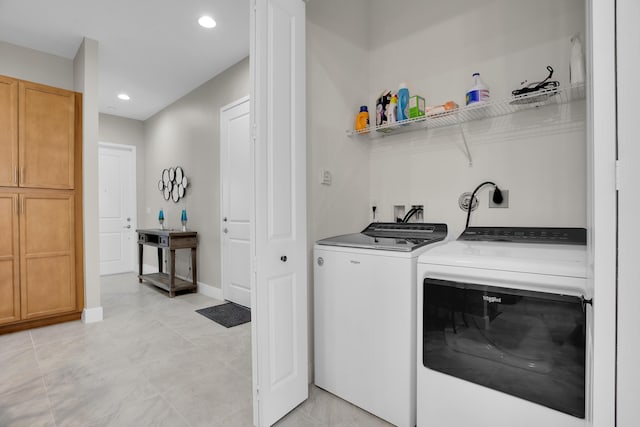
[138,242,143,283]
[157,248,163,273]
[169,249,176,298]
[191,247,197,293]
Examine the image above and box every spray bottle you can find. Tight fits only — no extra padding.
[570,34,585,85]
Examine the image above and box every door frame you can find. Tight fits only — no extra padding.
[220,95,251,306]
[614,0,639,424]
[97,141,137,275]
[587,0,617,425]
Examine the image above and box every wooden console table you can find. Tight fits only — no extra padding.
[136,229,198,297]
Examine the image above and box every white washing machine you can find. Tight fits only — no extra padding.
[416,227,590,427]
[314,222,448,427]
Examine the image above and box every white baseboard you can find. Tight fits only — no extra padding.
[142,263,223,301]
[82,306,104,323]
[197,281,223,300]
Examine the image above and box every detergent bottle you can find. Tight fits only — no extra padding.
[355,105,370,133]
[387,95,398,124]
[397,83,410,121]
[466,73,490,105]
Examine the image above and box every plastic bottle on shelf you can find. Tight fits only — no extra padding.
[397,83,410,121]
[465,73,490,105]
[387,95,398,124]
[570,34,585,85]
[355,105,370,133]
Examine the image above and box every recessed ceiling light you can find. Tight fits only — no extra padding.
[117,93,130,101]
[198,15,217,29]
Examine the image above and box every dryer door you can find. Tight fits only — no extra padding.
[423,278,586,418]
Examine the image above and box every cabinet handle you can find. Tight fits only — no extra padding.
[14,167,18,185]
[21,199,25,216]
[20,167,24,184]
[14,197,18,215]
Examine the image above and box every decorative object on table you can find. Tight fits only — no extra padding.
[158,209,165,229]
[157,166,189,202]
[195,302,251,328]
[181,209,188,231]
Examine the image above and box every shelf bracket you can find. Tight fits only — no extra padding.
[457,117,473,167]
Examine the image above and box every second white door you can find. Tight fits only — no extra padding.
[220,96,251,308]
[98,143,136,275]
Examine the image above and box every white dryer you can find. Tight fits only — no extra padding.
[314,222,447,427]
[416,227,590,427]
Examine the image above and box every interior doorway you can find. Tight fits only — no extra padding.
[98,142,137,275]
[220,96,251,308]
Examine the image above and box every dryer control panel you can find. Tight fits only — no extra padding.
[459,227,586,245]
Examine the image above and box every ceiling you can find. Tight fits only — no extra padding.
[0,0,250,121]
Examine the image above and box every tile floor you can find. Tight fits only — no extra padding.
[0,273,392,427]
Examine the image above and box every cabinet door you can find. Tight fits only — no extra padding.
[0,193,20,324]
[0,76,18,187]
[19,81,75,189]
[20,192,76,319]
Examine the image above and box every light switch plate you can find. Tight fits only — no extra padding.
[320,170,332,185]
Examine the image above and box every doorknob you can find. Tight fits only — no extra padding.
[223,228,228,234]
[123,225,131,229]
[223,217,227,222]
[280,255,287,262]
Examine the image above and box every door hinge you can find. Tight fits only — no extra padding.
[251,123,257,142]
[615,159,621,191]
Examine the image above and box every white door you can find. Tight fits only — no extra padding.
[98,143,136,275]
[616,0,639,424]
[251,0,308,425]
[221,96,252,308]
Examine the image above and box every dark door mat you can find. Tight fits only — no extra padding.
[196,302,251,328]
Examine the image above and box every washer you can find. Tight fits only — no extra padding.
[416,227,590,427]
[314,222,447,427]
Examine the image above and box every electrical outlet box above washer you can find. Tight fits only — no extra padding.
[489,190,509,208]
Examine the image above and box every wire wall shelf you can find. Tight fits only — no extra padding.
[346,83,586,138]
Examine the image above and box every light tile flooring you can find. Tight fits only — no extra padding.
[0,273,392,427]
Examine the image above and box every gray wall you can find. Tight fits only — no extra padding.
[73,38,101,314]
[98,113,146,225]
[0,40,74,90]
[142,57,250,289]
[307,0,371,243]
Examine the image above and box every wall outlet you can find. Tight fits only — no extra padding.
[489,189,509,208]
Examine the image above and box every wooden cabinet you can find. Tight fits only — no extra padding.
[0,193,20,325]
[0,75,83,334]
[0,76,18,187]
[0,77,75,190]
[20,193,76,319]
[19,81,75,189]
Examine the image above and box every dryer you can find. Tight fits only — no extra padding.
[314,222,447,427]
[417,227,590,427]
